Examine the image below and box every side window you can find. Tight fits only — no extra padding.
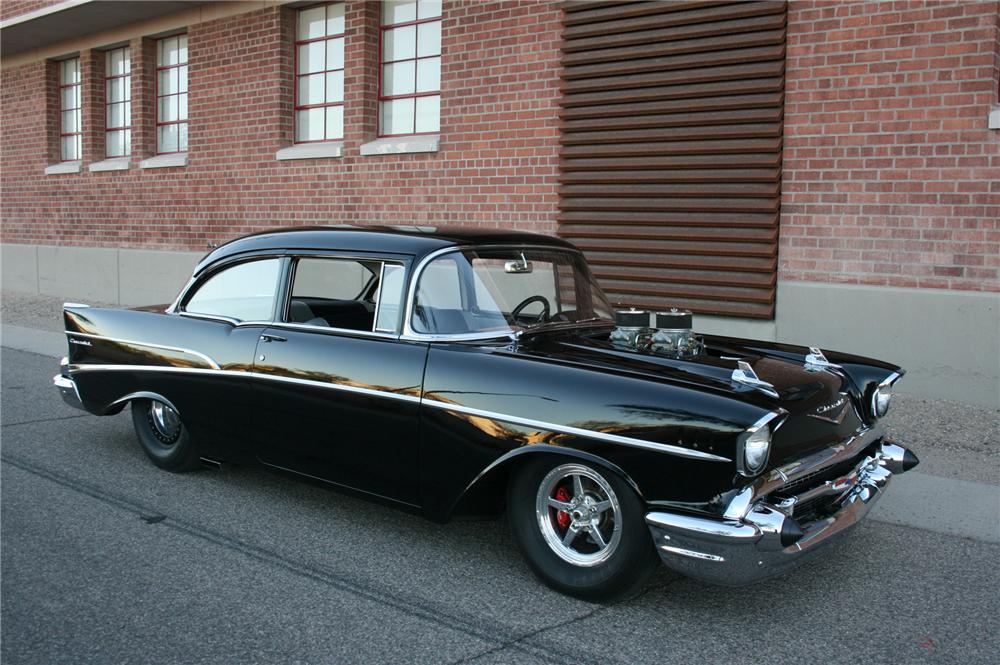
[374,264,406,332]
[286,257,378,331]
[184,259,281,322]
[292,258,372,300]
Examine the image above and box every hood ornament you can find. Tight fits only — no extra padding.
[804,347,841,372]
[731,361,779,398]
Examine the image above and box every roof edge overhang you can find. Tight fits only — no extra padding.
[1,1,287,61]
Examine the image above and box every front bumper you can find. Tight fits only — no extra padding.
[53,357,86,411]
[645,439,918,585]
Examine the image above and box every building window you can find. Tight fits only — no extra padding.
[156,34,188,154]
[379,0,441,136]
[105,46,131,157]
[59,57,81,161]
[295,2,345,143]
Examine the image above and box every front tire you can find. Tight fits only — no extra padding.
[507,457,659,601]
[130,399,200,472]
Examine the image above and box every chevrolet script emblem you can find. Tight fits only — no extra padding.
[807,396,848,424]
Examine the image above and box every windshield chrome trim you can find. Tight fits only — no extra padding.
[401,244,608,343]
[63,332,221,369]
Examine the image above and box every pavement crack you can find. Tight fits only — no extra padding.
[3,414,90,427]
[446,592,634,665]
[0,453,595,665]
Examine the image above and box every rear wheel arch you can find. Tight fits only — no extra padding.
[106,391,179,416]
[129,397,201,472]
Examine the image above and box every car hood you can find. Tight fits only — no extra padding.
[516,330,870,465]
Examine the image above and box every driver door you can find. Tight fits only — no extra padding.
[249,254,428,506]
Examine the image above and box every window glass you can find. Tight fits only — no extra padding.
[415,95,440,132]
[412,249,614,335]
[156,35,188,153]
[287,258,382,331]
[417,21,440,57]
[293,258,371,300]
[379,0,441,136]
[185,259,280,321]
[375,264,406,332]
[104,46,132,157]
[381,98,415,136]
[59,58,81,161]
[415,257,462,310]
[294,3,344,142]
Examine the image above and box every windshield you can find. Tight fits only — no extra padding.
[411,247,614,335]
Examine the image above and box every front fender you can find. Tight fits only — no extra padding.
[443,444,643,522]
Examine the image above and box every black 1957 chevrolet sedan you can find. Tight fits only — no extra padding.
[54,226,918,599]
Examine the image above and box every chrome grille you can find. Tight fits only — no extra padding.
[771,440,881,522]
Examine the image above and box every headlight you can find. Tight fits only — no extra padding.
[872,386,893,418]
[870,371,902,419]
[743,427,771,474]
[738,411,784,477]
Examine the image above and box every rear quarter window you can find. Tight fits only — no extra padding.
[184,259,281,321]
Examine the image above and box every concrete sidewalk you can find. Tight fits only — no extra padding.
[3,290,997,544]
[2,324,66,358]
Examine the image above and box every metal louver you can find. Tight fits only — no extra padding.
[559,1,786,318]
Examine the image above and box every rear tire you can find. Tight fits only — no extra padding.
[130,399,200,472]
[507,456,659,601]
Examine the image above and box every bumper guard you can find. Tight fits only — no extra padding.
[645,439,917,585]
[53,357,86,411]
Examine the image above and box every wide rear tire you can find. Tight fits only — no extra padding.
[507,456,659,601]
[130,399,201,472]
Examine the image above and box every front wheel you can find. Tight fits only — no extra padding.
[130,399,200,472]
[507,457,659,601]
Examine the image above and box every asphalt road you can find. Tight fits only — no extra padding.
[2,346,998,665]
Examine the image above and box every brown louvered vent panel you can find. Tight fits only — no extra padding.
[559,0,785,318]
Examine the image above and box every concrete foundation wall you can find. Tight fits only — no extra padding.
[2,243,201,306]
[774,282,999,408]
[3,243,997,406]
[700,283,999,407]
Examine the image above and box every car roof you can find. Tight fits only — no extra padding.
[194,225,577,275]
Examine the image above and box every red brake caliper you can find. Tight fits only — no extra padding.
[554,485,572,530]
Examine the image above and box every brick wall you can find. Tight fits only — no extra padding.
[782,0,1000,292]
[0,0,61,21]
[0,1,562,251]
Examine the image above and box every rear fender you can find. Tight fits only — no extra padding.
[106,391,179,416]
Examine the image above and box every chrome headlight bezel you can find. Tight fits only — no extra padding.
[870,371,902,419]
[737,410,786,477]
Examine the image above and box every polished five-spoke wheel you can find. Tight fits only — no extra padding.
[131,398,201,471]
[509,457,659,601]
[536,464,622,567]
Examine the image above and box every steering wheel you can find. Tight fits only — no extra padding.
[511,295,551,324]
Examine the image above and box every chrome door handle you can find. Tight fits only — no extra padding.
[260,334,287,343]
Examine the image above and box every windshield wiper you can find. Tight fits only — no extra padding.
[523,318,611,334]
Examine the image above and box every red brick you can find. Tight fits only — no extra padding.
[0,2,563,250]
[782,0,1000,293]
